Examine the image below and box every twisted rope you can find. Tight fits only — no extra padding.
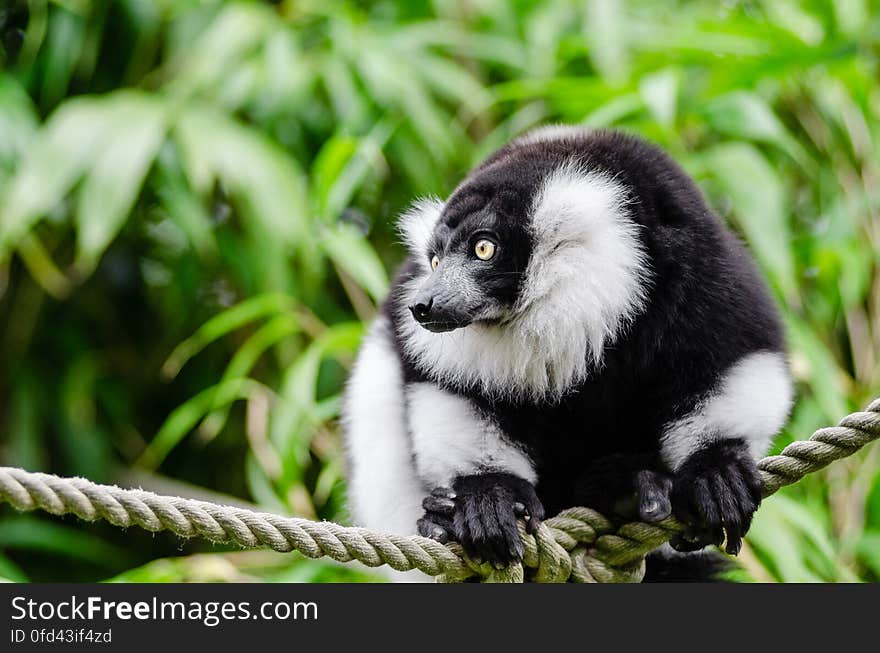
[1,398,879,582]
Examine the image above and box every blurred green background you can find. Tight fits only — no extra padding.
[0,0,878,583]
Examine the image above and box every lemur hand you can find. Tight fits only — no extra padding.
[670,439,762,555]
[417,472,544,567]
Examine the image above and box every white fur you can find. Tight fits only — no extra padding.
[398,164,649,400]
[514,123,590,146]
[397,197,444,257]
[342,317,425,536]
[406,383,536,487]
[660,351,794,470]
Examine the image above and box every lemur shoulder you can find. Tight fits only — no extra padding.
[343,126,793,580]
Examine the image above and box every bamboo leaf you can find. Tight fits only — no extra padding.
[163,293,297,378]
[0,516,132,567]
[703,92,807,164]
[311,134,358,217]
[0,74,39,169]
[138,378,265,470]
[584,0,630,83]
[166,3,275,99]
[198,313,300,441]
[0,96,109,251]
[271,322,363,471]
[639,68,679,128]
[75,92,167,271]
[321,223,389,304]
[175,107,309,248]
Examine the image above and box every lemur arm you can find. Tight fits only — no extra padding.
[658,351,793,554]
[404,382,543,565]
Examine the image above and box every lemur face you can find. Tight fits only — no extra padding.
[396,127,651,399]
[407,188,533,332]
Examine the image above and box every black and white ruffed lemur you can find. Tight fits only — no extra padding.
[342,126,793,581]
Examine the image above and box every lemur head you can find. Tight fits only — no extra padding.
[396,126,653,400]
[405,173,535,333]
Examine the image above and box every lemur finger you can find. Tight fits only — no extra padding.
[485,494,519,566]
[724,528,743,556]
[453,505,479,562]
[693,477,721,529]
[512,500,535,534]
[669,529,708,553]
[519,488,545,534]
[738,462,763,506]
[456,494,504,565]
[724,464,758,534]
[513,501,543,534]
[430,486,457,500]
[673,522,725,552]
[711,475,740,527]
[669,534,701,552]
[671,489,696,525]
[422,494,456,515]
[721,504,745,555]
[417,516,453,543]
[463,495,509,566]
[496,496,525,562]
[725,464,758,511]
[674,477,724,550]
[711,475,744,555]
[671,474,697,525]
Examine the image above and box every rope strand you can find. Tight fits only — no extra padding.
[2,398,879,582]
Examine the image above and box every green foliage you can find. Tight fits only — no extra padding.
[0,0,878,582]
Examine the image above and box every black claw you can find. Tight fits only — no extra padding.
[671,440,761,555]
[725,537,743,556]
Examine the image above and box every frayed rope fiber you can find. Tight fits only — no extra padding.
[2,398,879,582]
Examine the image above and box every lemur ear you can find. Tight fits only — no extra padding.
[397,198,444,256]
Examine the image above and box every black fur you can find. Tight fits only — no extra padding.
[418,473,544,566]
[643,548,733,582]
[669,438,762,555]
[385,129,786,579]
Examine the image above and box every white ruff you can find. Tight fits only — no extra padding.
[398,164,650,401]
[397,197,443,257]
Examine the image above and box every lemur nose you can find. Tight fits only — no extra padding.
[409,298,433,322]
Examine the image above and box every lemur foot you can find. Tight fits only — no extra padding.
[670,439,762,556]
[573,454,673,522]
[417,473,544,567]
[635,469,673,523]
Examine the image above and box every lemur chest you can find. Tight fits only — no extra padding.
[403,378,663,491]
[497,393,660,459]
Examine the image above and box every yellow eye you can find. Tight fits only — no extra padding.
[474,239,496,261]
[431,255,440,270]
